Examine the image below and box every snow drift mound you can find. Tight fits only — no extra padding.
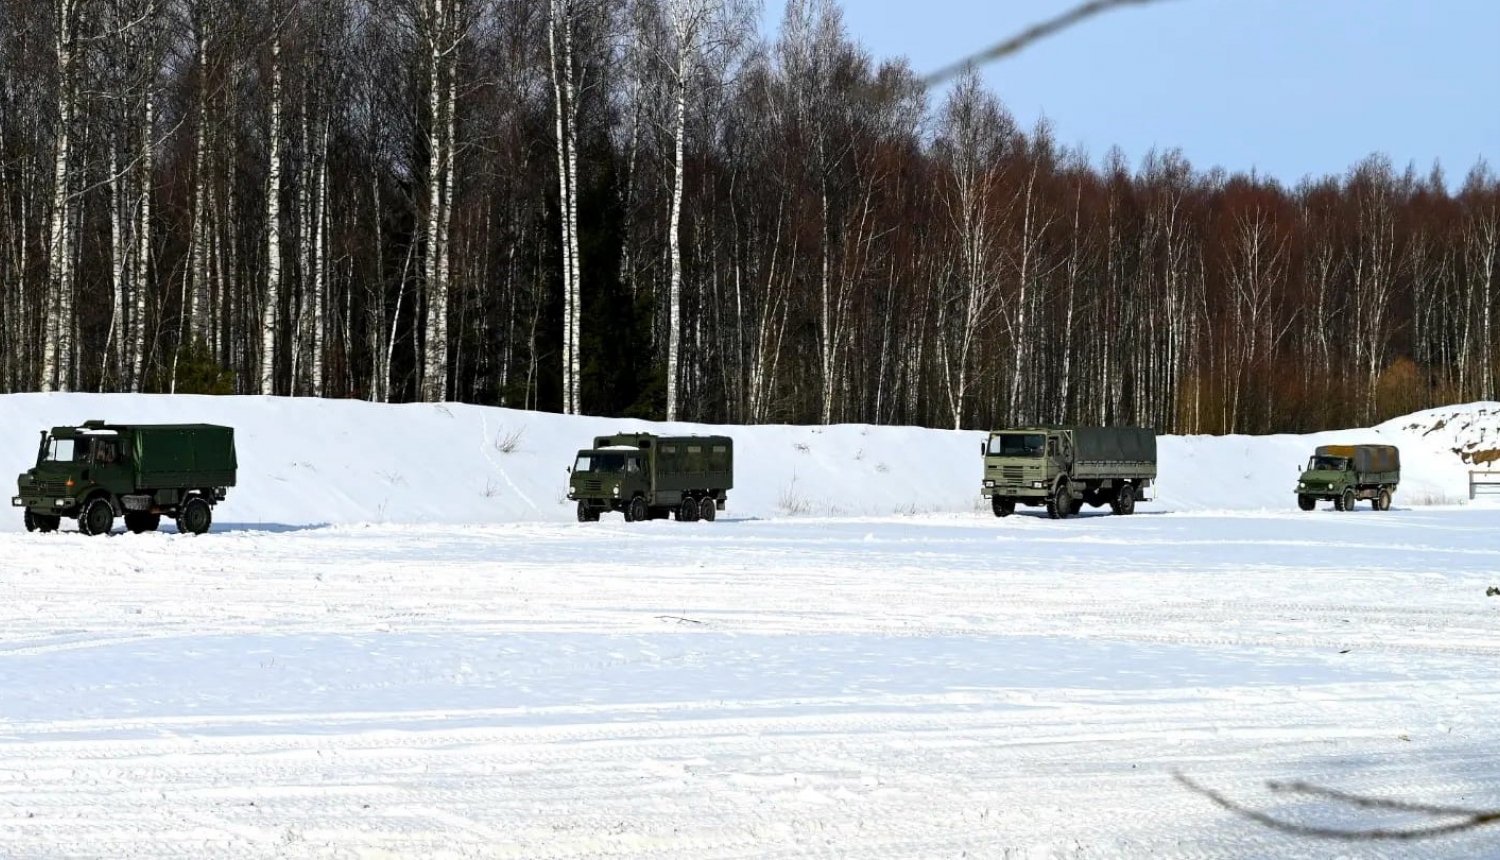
[1379,403,1500,469]
[0,393,1490,530]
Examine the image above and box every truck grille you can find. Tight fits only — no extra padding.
[583,480,602,493]
[36,482,69,496]
[1002,467,1025,484]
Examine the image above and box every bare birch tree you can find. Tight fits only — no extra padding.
[932,69,1012,429]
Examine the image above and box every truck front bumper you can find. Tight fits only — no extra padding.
[981,481,1049,499]
[13,495,72,510]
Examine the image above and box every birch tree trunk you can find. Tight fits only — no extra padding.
[107,134,126,386]
[665,68,689,421]
[419,0,460,403]
[42,0,79,392]
[261,28,284,394]
[549,0,582,414]
[310,126,330,396]
[130,85,154,391]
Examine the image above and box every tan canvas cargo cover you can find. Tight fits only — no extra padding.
[1316,444,1399,473]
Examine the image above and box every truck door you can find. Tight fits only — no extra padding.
[91,438,127,489]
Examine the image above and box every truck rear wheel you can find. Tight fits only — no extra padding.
[992,497,1015,518]
[78,497,115,536]
[1337,487,1357,512]
[125,512,162,533]
[23,509,59,533]
[177,497,213,535]
[678,498,699,522]
[698,497,717,522]
[1113,483,1136,516]
[1297,494,1315,511]
[1376,488,1392,511]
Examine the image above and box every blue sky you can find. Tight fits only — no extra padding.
[759,1,1500,189]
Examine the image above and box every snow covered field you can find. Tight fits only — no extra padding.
[3,395,1500,858]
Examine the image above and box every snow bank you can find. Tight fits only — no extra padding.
[0,392,1491,530]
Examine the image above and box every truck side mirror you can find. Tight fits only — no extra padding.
[565,466,572,474]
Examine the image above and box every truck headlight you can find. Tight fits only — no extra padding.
[612,485,620,496]
[10,496,21,507]
[1032,481,1043,489]
[54,499,68,507]
[983,480,995,488]
[1297,482,1305,489]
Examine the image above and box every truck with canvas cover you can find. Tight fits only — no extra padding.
[567,432,733,523]
[981,426,1157,519]
[1295,444,1400,511]
[13,420,237,535]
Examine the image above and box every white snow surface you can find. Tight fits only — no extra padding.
[3,394,1500,858]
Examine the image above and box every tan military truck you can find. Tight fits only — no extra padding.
[981,426,1157,519]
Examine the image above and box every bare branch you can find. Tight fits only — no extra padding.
[1176,771,1500,842]
[920,0,1179,87]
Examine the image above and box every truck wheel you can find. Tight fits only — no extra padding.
[1297,494,1315,511]
[1337,487,1357,512]
[177,497,213,535]
[79,497,115,536]
[1114,483,1136,516]
[679,498,699,523]
[626,496,647,523]
[698,497,717,522]
[125,512,162,533]
[1047,483,1072,520]
[1376,488,1392,511]
[992,497,1015,518]
[23,509,59,533]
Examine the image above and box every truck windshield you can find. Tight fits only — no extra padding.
[43,436,81,463]
[988,433,1045,457]
[1308,455,1348,471]
[575,453,641,474]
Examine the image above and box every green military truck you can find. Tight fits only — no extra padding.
[13,420,237,536]
[981,426,1157,519]
[568,432,732,523]
[1296,444,1399,511]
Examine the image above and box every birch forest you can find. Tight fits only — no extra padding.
[2,0,1498,435]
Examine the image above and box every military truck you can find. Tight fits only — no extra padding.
[568,432,732,523]
[13,420,237,535]
[981,426,1157,519]
[1295,444,1399,511]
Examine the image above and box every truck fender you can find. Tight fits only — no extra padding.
[83,488,120,515]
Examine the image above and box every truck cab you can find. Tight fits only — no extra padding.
[568,445,649,514]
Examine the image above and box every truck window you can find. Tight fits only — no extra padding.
[1309,455,1347,471]
[44,437,78,462]
[987,433,1045,457]
[575,453,628,473]
[1047,439,1058,456]
[95,440,119,464]
[626,457,641,473]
